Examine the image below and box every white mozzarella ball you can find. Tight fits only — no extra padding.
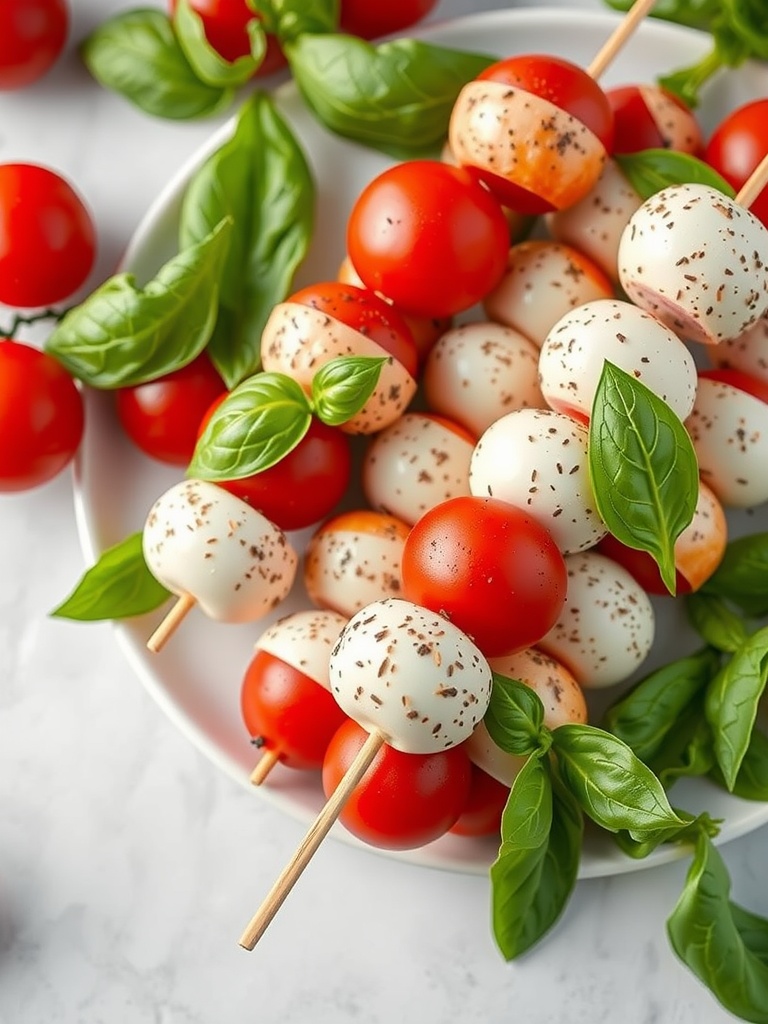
[255,609,348,690]
[362,412,474,526]
[143,479,298,623]
[685,375,768,508]
[422,321,544,438]
[304,510,410,617]
[538,551,655,689]
[260,301,416,433]
[538,298,698,423]
[709,312,768,384]
[483,240,614,348]
[328,597,492,753]
[469,408,606,554]
[618,183,768,345]
[464,721,525,788]
[547,158,643,283]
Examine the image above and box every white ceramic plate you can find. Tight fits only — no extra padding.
[73,7,768,879]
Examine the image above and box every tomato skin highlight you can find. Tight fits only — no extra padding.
[0,341,84,492]
[401,496,568,658]
[347,160,510,319]
[0,0,68,90]
[0,163,96,307]
[322,719,472,850]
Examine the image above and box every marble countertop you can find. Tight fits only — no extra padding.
[1,2,767,1022]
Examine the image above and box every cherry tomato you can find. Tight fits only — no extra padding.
[449,763,509,838]
[168,0,286,74]
[0,341,84,492]
[322,719,472,850]
[209,413,353,532]
[347,160,510,319]
[704,99,768,229]
[338,0,438,39]
[596,532,690,597]
[401,495,568,658]
[116,353,226,466]
[0,163,96,308]
[606,84,701,156]
[241,650,348,771]
[0,0,68,90]
[289,281,418,378]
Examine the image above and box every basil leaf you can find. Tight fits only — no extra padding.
[253,0,338,42]
[173,0,262,87]
[188,371,312,480]
[601,0,720,30]
[615,150,736,202]
[710,727,768,801]
[552,723,687,840]
[81,9,233,120]
[179,91,314,387]
[285,34,495,157]
[731,903,768,967]
[46,219,231,388]
[667,831,768,1022]
[686,591,751,653]
[603,647,719,762]
[51,533,170,621]
[701,532,768,617]
[705,625,768,791]
[485,673,547,757]
[648,697,715,789]
[588,360,699,595]
[310,356,387,427]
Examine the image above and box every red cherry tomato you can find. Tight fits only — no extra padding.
[401,495,568,658]
[208,412,353,532]
[704,99,768,229]
[241,650,348,771]
[116,353,226,466]
[289,281,418,378]
[322,719,472,850]
[0,163,96,308]
[0,341,84,492]
[606,84,701,156]
[596,532,690,597]
[168,0,286,74]
[0,0,68,90]
[699,367,768,406]
[339,0,438,39]
[347,160,510,319]
[449,763,509,838]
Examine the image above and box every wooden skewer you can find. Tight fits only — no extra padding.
[587,0,657,79]
[146,592,196,653]
[735,150,768,211]
[250,749,280,786]
[239,729,385,951]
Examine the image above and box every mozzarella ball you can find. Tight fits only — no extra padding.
[675,480,728,591]
[362,412,474,526]
[618,182,768,345]
[537,551,655,689]
[483,240,614,348]
[143,479,298,623]
[328,597,492,753]
[469,408,606,554]
[422,321,544,437]
[709,312,768,385]
[538,298,698,423]
[255,609,348,690]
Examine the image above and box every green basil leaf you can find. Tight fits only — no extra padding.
[601,0,720,30]
[603,647,720,762]
[705,625,768,791]
[173,0,261,87]
[51,533,170,621]
[710,727,768,801]
[723,0,768,60]
[310,356,387,427]
[667,830,768,1022]
[589,360,699,595]
[552,723,687,839]
[615,809,719,859]
[731,902,768,967]
[701,532,768,617]
[686,591,751,653]
[647,697,715,789]
[188,371,312,480]
[81,9,234,120]
[179,91,314,387]
[615,150,736,201]
[285,33,495,157]
[46,219,231,388]
[252,0,338,42]
[485,673,547,757]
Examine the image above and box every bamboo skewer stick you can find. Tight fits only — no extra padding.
[146,592,196,653]
[250,750,280,786]
[735,150,768,210]
[587,0,658,79]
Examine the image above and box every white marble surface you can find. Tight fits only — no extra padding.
[1,2,767,1022]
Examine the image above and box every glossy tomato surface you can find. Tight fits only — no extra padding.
[347,160,510,319]
[0,341,84,492]
[401,495,568,657]
[606,84,701,155]
[0,0,68,90]
[168,0,286,74]
[0,163,96,307]
[705,99,768,228]
[338,0,438,39]
[322,720,472,850]
[449,763,509,838]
